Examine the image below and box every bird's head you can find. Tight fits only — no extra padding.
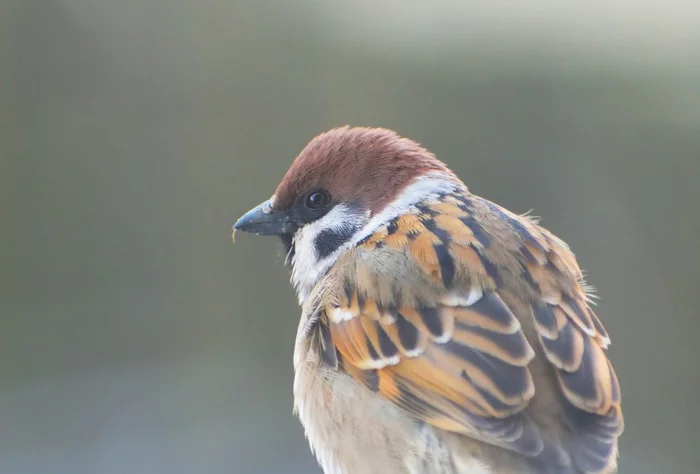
[233,126,463,301]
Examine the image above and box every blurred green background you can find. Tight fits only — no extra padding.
[1,1,699,473]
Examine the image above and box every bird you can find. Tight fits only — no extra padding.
[232,127,623,474]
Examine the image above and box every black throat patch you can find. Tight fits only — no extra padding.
[313,224,359,259]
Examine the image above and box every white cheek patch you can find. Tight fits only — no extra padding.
[291,204,369,302]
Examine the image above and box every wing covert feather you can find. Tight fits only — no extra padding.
[320,189,622,473]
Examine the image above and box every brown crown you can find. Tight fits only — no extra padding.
[273,127,458,215]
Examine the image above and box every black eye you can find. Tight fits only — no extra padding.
[304,190,330,210]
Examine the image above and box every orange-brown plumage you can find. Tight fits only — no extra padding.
[233,126,623,474]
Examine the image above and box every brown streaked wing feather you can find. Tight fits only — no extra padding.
[327,293,542,456]
[332,194,543,457]
[328,189,622,472]
[480,195,624,472]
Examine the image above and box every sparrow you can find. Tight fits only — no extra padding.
[233,127,623,474]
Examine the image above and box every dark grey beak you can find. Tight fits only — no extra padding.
[233,199,298,236]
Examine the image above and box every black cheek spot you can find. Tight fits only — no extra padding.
[314,226,358,259]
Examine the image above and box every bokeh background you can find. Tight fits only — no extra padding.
[2,1,699,473]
